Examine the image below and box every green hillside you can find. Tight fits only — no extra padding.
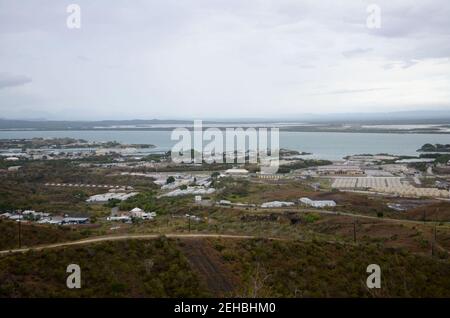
[1,237,449,298]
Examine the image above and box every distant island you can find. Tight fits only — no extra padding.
[280,148,312,157]
[1,113,450,134]
[418,143,450,152]
[0,138,156,150]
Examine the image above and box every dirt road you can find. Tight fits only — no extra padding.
[0,233,282,255]
[228,205,450,227]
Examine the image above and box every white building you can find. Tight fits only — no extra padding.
[62,217,89,225]
[225,168,249,176]
[161,186,215,197]
[22,210,50,218]
[261,201,295,208]
[299,197,336,208]
[317,165,364,176]
[107,216,131,222]
[86,192,138,203]
[37,217,64,225]
[219,200,231,205]
[130,207,144,218]
[130,207,156,220]
[257,172,281,180]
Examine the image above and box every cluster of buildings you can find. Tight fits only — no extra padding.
[107,207,157,222]
[161,186,216,197]
[218,198,337,209]
[1,150,98,161]
[86,191,138,203]
[0,210,50,221]
[371,185,450,198]
[217,200,256,208]
[149,172,219,198]
[316,164,364,176]
[332,177,404,189]
[0,138,159,163]
[259,198,336,209]
[331,176,450,198]
[299,197,336,208]
[0,211,89,225]
[81,159,165,169]
[46,183,133,190]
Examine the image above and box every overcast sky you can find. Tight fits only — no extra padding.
[1,0,450,120]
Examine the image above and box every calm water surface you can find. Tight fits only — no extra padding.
[0,130,449,160]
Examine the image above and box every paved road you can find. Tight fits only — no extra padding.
[0,233,285,255]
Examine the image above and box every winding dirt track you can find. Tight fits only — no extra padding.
[230,206,450,227]
[0,233,284,255]
[2,208,447,256]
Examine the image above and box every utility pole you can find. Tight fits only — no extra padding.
[18,210,22,249]
[188,216,191,233]
[187,206,191,233]
[432,225,437,257]
[431,224,437,256]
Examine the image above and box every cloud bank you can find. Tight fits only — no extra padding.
[0,0,449,119]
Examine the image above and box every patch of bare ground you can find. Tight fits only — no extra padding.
[251,187,314,202]
[309,215,450,256]
[178,238,240,297]
[404,202,450,222]
[313,192,391,214]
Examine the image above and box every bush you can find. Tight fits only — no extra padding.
[303,213,320,223]
[166,176,175,184]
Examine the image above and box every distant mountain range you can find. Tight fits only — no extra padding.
[1,110,449,130]
[285,110,450,124]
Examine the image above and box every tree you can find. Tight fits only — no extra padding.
[166,176,175,184]
[211,171,220,178]
[104,198,121,208]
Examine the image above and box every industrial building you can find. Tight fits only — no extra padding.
[332,177,404,189]
[299,197,336,208]
[371,185,450,198]
[332,177,450,198]
[225,168,249,176]
[261,201,295,208]
[317,165,364,176]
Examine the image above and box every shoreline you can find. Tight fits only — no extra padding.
[0,128,450,134]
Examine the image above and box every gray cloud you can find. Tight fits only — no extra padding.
[0,0,449,119]
[76,55,90,62]
[305,88,390,96]
[326,88,390,95]
[342,48,373,58]
[383,60,419,70]
[0,73,32,89]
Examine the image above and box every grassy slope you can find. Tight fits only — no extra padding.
[0,219,89,250]
[0,238,209,297]
[213,238,450,297]
[404,202,450,222]
[0,237,449,297]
